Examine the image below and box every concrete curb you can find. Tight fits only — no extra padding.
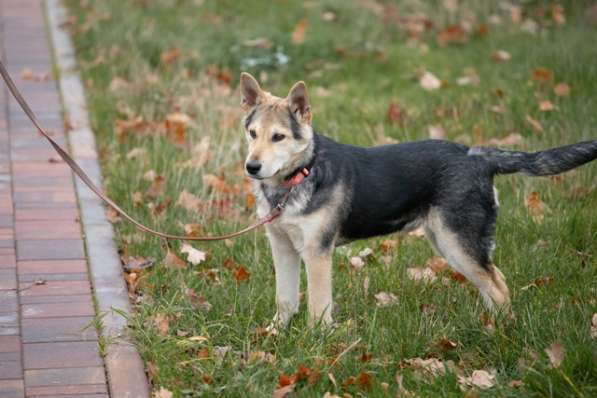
[45,1,151,397]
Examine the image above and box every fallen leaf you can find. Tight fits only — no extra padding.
[554,82,570,96]
[509,379,524,388]
[379,239,398,253]
[420,71,441,91]
[164,247,187,269]
[106,206,121,223]
[153,313,170,336]
[521,275,554,290]
[525,191,546,224]
[538,100,555,112]
[407,267,437,283]
[321,11,337,22]
[426,256,448,273]
[197,347,210,359]
[374,291,398,307]
[526,115,544,133]
[278,374,297,388]
[356,371,372,389]
[180,243,206,265]
[291,19,308,44]
[458,369,495,390]
[153,387,173,398]
[20,68,50,82]
[203,174,237,194]
[349,256,365,270]
[126,147,147,160]
[491,50,511,62]
[185,288,212,311]
[405,357,446,377]
[146,175,165,198]
[532,67,553,83]
[428,125,446,140]
[160,48,181,64]
[358,247,373,258]
[183,223,204,237]
[408,226,425,237]
[165,112,191,147]
[272,384,294,398]
[590,313,597,338]
[243,37,273,49]
[487,133,523,147]
[387,102,405,123]
[176,190,201,212]
[436,338,458,351]
[437,25,468,46]
[233,266,251,283]
[545,341,565,368]
[248,351,276,364]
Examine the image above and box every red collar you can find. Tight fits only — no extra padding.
[280,167,310,188]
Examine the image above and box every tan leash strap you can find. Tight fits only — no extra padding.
[0,59,285,241]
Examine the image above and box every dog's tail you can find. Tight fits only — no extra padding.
[468,140,597,176]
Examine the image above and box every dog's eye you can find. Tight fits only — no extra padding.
[272,133,285,142]
[249,129,257,139]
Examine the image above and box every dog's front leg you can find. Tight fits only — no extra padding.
[302,249,333,326]
[267,227,300,328]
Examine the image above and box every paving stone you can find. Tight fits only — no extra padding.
[24,367,105,387]
[21,317,97,343]
[16,240,84,261]
[15,221,80,240]
[14,208,78,221]
[0,337,20,353]
[23,342,102,369]
[21,301,95,319]
[18,259,87,276]
[26,384,107,397]
[0,271,16,290]
[0,379,24,398]
[0,292,17,313]
[18,281,91,297]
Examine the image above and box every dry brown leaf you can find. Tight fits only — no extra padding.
[379,239,398,253]
[387,102,405,123]
[180,243,206,265]
[248,351,276,364]
[272,384,294,398]
[491,50,511,62]
[532,67,553,83]
[126,147,147,160]
[509,379,524,388]
[146,175,165,198]
[106,206,121,223]
[591,313,597,338]
[426,256,449,273]
[405,357,446,377]
[487,133,523,147]
[153,313,170,336]
[160,48,181,64]
[202,174,238,194]
[356,371,372,389]
[291,19,308,44]
[165,112,191,147]
[538,100,556,112]
[458,370,495,390]
[233,266,250,283]
[436,338,458,351]
[153,387,173,398]
[197,347,210,359]
[182,136,211,168]
[545,341,565,368]
[349,256,365,271]
[374,291,398,307]
[525,191,546,224]
[437,25,468,46]
[20,68,50,82]
[554,82,570,96]
[164,247,187,269]
[176,190,201,212]
[420,71,441,91]
[521,276,554,290]
[407,267,437,283]
[526,115,544,133]
[428,125,446,140]
[132,191,143,207]
[243,37,273,49]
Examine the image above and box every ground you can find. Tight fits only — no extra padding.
[65,1,596,397]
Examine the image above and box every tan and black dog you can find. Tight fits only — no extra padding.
[239,72,597,328]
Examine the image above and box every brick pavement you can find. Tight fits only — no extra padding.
[0,0,109,397]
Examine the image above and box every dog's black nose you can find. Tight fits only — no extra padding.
[245,160,262,175]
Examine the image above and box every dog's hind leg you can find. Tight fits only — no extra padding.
[266,226,301,328]
[425,207,511,313]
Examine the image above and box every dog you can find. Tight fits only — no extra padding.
[239,72,597,328]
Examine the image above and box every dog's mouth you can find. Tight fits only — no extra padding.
[246,168,281,181]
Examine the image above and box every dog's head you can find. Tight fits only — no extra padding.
[239,72,314,183]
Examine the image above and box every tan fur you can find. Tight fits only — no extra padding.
[425,208,511,312]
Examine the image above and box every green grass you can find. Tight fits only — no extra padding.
[64,1,596,396]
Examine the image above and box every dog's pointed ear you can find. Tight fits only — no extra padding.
[287,81,311,124]
[240,72,263,110]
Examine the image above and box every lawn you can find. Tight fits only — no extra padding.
[64,1,596,397]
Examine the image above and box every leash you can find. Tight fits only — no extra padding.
[0,59,289,241]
